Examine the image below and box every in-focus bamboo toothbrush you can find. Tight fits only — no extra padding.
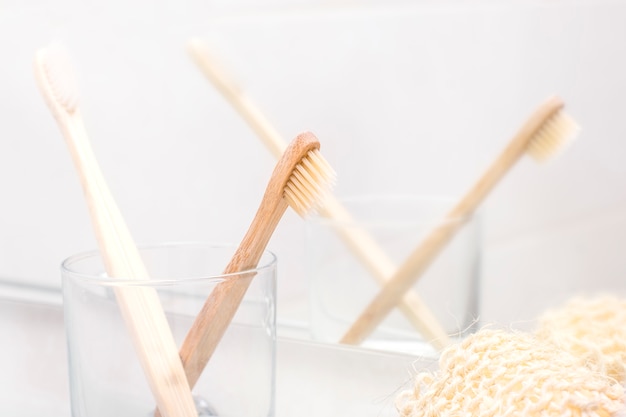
[34,45,197,417]
[341,96,580,345]
[175,132,335,393]
[186,38,451,350]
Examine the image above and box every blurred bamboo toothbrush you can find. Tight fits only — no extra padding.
[341,96,580,345]
[187,38,451,350]
[175,132,335,394]
[34,45,197,417]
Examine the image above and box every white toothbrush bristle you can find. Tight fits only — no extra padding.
[284,149,336,217]
[527,110,580,162]
[38,45,80,113]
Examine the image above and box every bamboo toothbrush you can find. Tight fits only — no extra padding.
[175,132,335,393]
[34,45,197,417]
[186,38,451,350]
[341,96,580,345]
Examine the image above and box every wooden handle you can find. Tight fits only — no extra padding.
[33,47,195,414]
[341,96,566,345]
[188,39,286,159]
[188,40,451,349]
[63,117,197,417]
[177,133,319,390]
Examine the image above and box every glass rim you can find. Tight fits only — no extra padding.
[60,241,278,286]
[311,193,480,228]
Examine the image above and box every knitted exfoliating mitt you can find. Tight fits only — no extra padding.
[396,329,624,417]
[535,295,626,383]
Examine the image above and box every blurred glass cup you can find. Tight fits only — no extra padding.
[62,242,277,417]
[306,195,481,355]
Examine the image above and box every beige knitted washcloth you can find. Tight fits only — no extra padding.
[396,329,624,417]
[535,295,626,383]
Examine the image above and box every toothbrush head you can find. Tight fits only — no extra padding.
[34,44,80,115]
[283,132,336,217]
[526,96,580,162]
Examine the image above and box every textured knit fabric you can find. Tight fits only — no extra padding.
[396,329,624,417]
[536,295,626,383]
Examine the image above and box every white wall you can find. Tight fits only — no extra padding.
[1,0,626,331]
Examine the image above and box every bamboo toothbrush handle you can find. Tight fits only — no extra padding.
[177,134,320,391]
[178,273,255,387]
[188,39,451,349]
[36,46,195,417]
[178,199,288,389]
[341,96,566,345]
[187,39,286,159]
[65,119,197,417]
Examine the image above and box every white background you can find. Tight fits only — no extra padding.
[1,0,626,331]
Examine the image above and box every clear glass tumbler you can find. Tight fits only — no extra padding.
[61,242,277,417]
[306,195,481,355]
